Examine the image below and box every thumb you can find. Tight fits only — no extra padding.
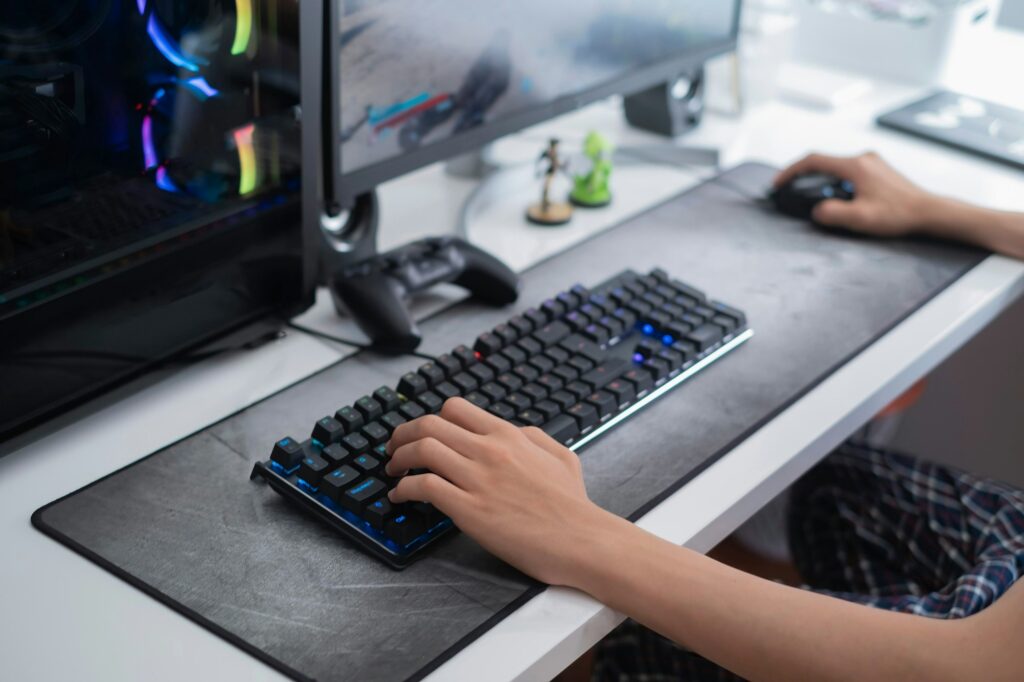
[812,199,865,229]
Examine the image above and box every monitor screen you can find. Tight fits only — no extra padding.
[1,0,302,315]
[337,0,738,183]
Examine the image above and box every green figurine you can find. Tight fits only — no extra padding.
[570,131,613,208]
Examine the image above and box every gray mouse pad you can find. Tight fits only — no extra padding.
[33,163,986,681]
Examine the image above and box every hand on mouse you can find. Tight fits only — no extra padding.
[385,397,618,586]
[774,152,934,237]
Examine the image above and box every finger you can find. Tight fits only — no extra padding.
[388,413,478,457]
[773,153,859,189]
[439,397,509,435]
[385,437,475,487]
[388,472,472,518]
[812,198,869,229]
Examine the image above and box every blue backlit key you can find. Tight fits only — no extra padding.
[364,498,392,529]
[342,477,386,513]
[321,465,360,501]
[270,437,303,471]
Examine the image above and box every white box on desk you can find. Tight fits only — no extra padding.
[792,0,1003,84]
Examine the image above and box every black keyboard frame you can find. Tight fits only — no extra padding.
[251,271,752,569]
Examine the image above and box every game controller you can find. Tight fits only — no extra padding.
[329,237,520,353]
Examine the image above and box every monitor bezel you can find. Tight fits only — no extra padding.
[330,1,741,207]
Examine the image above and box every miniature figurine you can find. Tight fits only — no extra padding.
[570,131,613,208]
[526,138,573,226]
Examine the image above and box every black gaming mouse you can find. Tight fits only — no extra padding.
[768,173,856,221]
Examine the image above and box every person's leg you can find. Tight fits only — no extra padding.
[789,440,1024,617]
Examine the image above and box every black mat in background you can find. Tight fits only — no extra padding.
[33,164,986,681]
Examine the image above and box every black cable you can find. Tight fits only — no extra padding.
[284,320,438,362]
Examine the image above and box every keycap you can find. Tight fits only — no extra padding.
[489,402,516,421]
[565,310,589,331]
[533,399,560,421]
[298,454,330,484]
[529,355,555,374]
[399,401,426,421]
[480,382,507,402]
[355,395,383,421]
[508,315,534,336]
[657,348,684,372]
[412,502,444,528]
[312,416,345,444]
[381,411,406,433]
[544,346,570,364]
[485,353,512,374]
[341,432,370,456]
[342,477,387,513]
[523,307,547,328]
[586,391,617,418]
[322,443,348,465]
[334,406,364,433]
[464,391,489,409]
[537,374,564,393]
[435,353,461,376]
[568,355,594,373]
[605,379,636,407]
[451,372,478,393]
[373,386,401,412]
[685,323,725,352]
[549,389,577,410]
[713,315,737,333]
[582,358,627,389]
[711,301,747,328]
[506,393,532,410]
[521,383,548,402]
[418,363,446,387]
[517,409,545,426]
[559,335,604,363]
[496,372,524,393]
[364,497,392,529]
[502,345,527,365]
[321,465,360,500]
[386,510,423,546]
[567,402,599,430]
[416,391,444,413]
[513,364,540,383]
[270,437,303,470]
[474,332,504,356]
[491,323,516,346]
[434,381,460,400]
[671,279,705,304]
[542,415,580,443]
[532,319,573,348]
[352,453,381,473]
[553,364,578,383]
[540,298,565,319]
[361,421,390,445]
[517,336,543,355]
[452,345,477,367]
[565,380,591,400]
[556,290,580,310]
[468,362,495,384]
[622,368,653,394]
[642,357,671,382]
[398,372,427,397]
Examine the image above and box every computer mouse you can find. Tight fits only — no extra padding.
[768,173,856,221]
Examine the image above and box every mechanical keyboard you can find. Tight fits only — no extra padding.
[250,267,752,568]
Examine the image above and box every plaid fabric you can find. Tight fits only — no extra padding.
[592,442,1024,682]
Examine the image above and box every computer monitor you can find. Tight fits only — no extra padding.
[1,1,314,445]
[322,0,740,211]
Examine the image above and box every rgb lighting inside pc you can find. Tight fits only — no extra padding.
[0,0,301,313]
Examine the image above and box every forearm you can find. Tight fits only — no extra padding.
[571,510,976,682]
[917,195,1024,260]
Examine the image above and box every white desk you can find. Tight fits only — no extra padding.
[2,71,1024,681]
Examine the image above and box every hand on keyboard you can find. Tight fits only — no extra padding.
[386,397,613,585]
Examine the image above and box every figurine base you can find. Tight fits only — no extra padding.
[570,193,612,209]
[526,202,573,226]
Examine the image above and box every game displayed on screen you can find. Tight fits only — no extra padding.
[338,0,735,174]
